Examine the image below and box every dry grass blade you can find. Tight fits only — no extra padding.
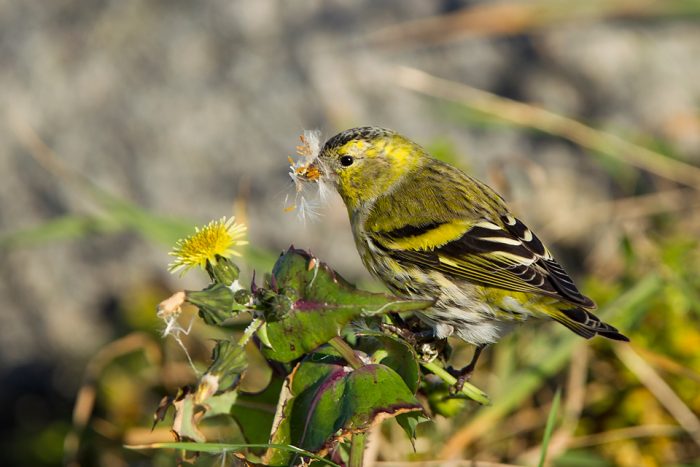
[64,333,162,467]
[395,66,700,189]
[541,188,700,242]
[484,403,554,446]
[633,345,700,383]
[614,344,700,447]
[370,0,683,47]
[372,461,525,467]
[567,425,684,448]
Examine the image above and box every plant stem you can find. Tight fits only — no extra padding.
[239,318,263,347]
[349,431,367,467]
[329,336,364,370]
[421,361,490,405]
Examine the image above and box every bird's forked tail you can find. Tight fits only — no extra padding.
[551,307,629,341]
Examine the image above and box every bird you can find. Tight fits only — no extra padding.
[297,126,628,387]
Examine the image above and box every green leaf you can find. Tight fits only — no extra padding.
[357,331,421,394]
[158,342,246,443]
[186,284,236,326]
[170,391,206,443]
[291,366,348,451]
[396,412,430,449]
[259,248,433,362]
[204,340,247,393]
[267,347,346,464]
[266,347,423,464]
[165,389,239,443]
[231,377,284,447]
[343,364,421,430]
[204,391,239,417]
[421,376,470,417]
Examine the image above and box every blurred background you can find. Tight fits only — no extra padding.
[1,0,699,466]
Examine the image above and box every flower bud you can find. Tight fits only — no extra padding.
[186,284,235,325]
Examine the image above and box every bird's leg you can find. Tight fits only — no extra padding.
[380,321,416,344]
[382,313,435,344]
[448,344,486,393]
[380,322,434,346]
[381,315,445,362]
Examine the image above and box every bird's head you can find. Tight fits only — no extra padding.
[302,127,426,211]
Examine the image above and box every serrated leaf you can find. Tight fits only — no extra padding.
[265,348,345,465]
[169,389,239,443]
[396,412,430,449]
[357,332,429,445]
[342,364,422,430]
[203,340,247,394]
[264,376,296,465]
[293,366,349,451]
[171,391,206,442]
[357,331,421,394]
[259,248,433,363]
[265,346,423,463]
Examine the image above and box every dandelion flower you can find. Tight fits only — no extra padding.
[168,217,247,275]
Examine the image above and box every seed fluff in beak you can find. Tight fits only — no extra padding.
[285,129,331,221]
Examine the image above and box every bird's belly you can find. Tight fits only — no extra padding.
[359,248,531,345]
[419,275,527,345]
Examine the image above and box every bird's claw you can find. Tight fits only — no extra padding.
[380,323,443,362]
[447,365,474,394]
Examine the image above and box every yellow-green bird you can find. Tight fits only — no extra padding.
[301,126,628,384]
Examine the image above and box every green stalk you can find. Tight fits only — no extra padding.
[239,318,263,347]
[538,388,561,467]
[329,336,364,370]
[349,432,367,467]
[421,361,490,405]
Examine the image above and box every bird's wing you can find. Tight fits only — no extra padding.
[369,214,595,308]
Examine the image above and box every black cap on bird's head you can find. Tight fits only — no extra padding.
[294,127,400,183]
[321,126,396,153]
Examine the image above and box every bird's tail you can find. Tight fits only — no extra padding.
[551,307,629,342]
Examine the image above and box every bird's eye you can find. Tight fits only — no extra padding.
[340,156,354,167]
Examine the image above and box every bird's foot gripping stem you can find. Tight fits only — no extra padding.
[380,321,445,362]
[447,344,486,393]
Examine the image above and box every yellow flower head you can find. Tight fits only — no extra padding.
[168,217,247,275]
